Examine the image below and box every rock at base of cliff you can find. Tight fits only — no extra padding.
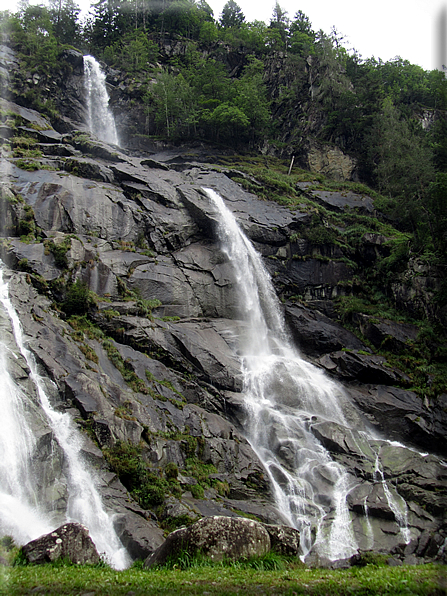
[21,523,101,565]
[145,516,273,567]
[261,523,300,556]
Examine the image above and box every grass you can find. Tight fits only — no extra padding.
[1,561,444,595]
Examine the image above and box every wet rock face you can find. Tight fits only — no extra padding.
[0,92,445,565]
[21,523,101,565]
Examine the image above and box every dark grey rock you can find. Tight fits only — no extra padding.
[0,98,51,130]
[346,385,447,454]
[310,190,374,214]
[285,303,367,357]
[112,513,164,560]
[386,557,403,566]
[21,523,101,565]
[60,49,84,73]
[354,314,419,353]
[318,350,409,385]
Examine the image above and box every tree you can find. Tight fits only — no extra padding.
[269,2,288,48]
[290,10,312,36]
[103,29,159,71]
[48,0,81,45]
[219,0,245,29]
[88,0,117,50]
[427,173,447,257]
[20,5,58,70]
[368,97,433,196]
[187,57,231,106]
[367,97,435,245]
[208,102,249,141]
[243,20,268,54]
[197,0,213,21]
[313,32,352,109]
[289,10,314,55]
[199,20,218,43]
[148,71,198,138]
[233,57,271,145]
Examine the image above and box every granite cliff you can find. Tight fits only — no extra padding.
[0,46,446,566]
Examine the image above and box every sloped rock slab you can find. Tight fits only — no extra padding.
[187,172,309,244]
[346,385,447,454]
[170,321,243,391]
[354,314,419,353]
[21,523,101,565]
[7,165,140,241]
[285,303,367,357]
[310,190,374,214]
[0,98,52,130]
[318,350,409,385]
[277,258,354,295]
[145,516,271,567]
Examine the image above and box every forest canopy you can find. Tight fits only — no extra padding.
[1,0,446,275]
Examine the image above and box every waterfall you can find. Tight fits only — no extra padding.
[205,188,408,560]
[0,266,130,569]
[0,310,53,545]
[83,55,119,146]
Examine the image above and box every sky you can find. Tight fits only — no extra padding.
[8,0,447,71]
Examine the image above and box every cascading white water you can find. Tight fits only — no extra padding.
[205,188,409,560]
[0,266,130,569]
[0,313,53,545]
[83,55,119,146]
[373,454,410,543]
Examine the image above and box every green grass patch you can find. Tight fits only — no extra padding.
[2,561,444,595]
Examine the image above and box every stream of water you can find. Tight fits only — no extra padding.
[205,188,410,560]
[84,55,119,146]
[0,266,129,569]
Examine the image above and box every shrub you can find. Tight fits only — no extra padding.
[103,441,147,491]
[103,441,170,509]
[190,484,204,499]
[46,238,71,269]
[62,280,92,316]
[165,462,179,480]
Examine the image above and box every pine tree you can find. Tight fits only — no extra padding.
[219,0,245,29]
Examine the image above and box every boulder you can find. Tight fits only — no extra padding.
[21,523,101,565]
[261,523,300,556]
[310,189,373,213]
[60,49,84,74]
[145,516,271,567]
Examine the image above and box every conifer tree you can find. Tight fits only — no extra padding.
[219,0,245,29]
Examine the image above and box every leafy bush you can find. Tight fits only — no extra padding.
[102,441,146,490]
[46,237,72,269]
[62,280,92,316]
[137,298,162,318]
[304,225,338,245]
[165,462,179,480]
[190,484,204,499]
[103,441,170,508]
